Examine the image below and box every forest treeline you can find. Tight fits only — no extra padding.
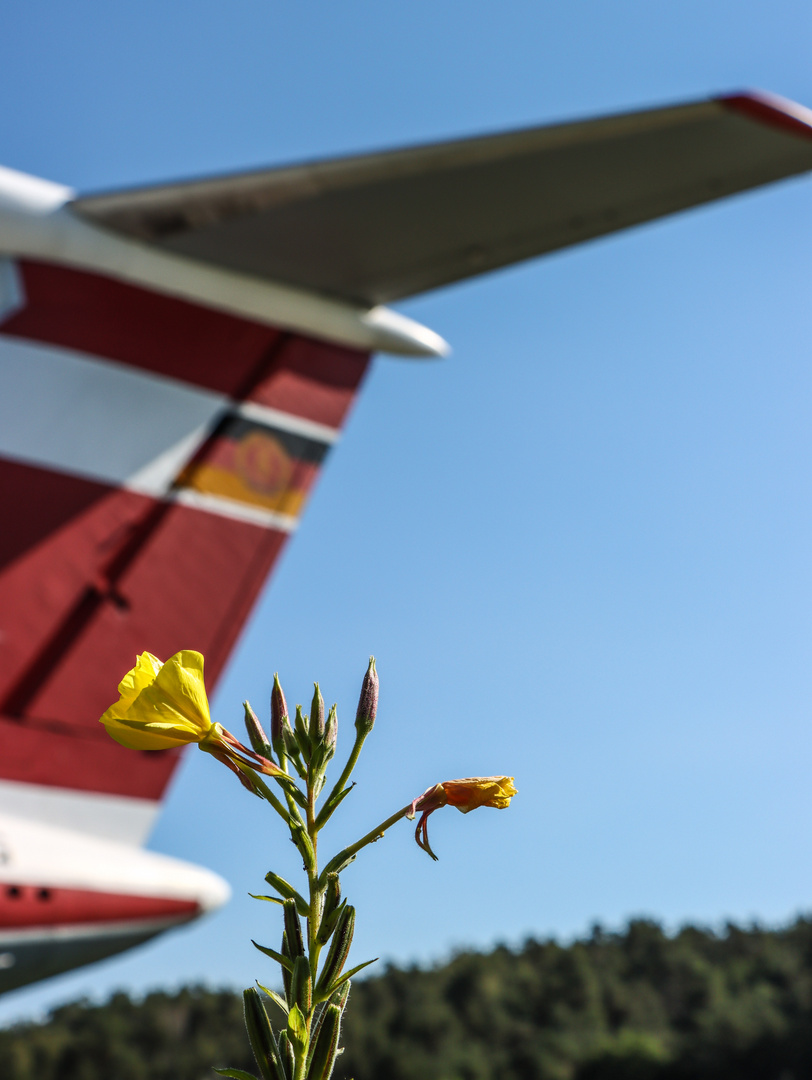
[2,917,812,1080]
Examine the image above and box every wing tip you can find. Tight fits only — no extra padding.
[363,306,450,358]
[719,89,812,142]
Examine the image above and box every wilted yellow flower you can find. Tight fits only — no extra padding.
[408,775,517,860]
[441,776,517,813]
[100,651,285,792]
[101,650,213,750]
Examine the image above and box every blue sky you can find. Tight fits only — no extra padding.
[1,0,811,1023]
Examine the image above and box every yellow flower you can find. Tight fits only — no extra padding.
[409,775,517,860]
[100,650,213,750]
[100,651,285,793]
[441,776,518,813]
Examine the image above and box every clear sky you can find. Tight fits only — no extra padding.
[0,0,810,1025]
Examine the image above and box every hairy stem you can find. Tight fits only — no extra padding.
[315,729,368,830]
[321,803,413,885]
[246,771,296,825]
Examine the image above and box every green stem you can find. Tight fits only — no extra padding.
[315,729,368,830]
[248,771,298,825]
[303,760,323,1080]
[320,804,413,885]
[306,781,320,972]
[276,747,306,834]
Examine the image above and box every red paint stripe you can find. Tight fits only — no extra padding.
[0,261,371,426]
[721,91,812,142]
[247,336,371,427]
[2,260,282,396]
[0,717,177,800]
[0,883,198,929]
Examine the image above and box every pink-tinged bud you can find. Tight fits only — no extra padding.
[243,700,271,758]
[310,682,325,742]
[354,657,378,738]
[271,672,290,757]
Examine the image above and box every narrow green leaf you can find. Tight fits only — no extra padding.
[214,1069,259,1080]
[326,957,377,995]
[249,894,284,907]
[264,872,310,917]
[318,849,356,885]
[315,782,356,830]
[252,940,293,974]
[257,982,289,1016]
[287,751,308,782]
[276,774,309,810]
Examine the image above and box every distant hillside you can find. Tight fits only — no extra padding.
[1,917,811,1080]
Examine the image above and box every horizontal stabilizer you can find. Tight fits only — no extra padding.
[71,91,812,306]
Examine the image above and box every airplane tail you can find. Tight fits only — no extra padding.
[0,256,370,845]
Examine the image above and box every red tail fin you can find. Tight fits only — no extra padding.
[0,259,369,814]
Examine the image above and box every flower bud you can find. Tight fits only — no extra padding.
[242,987,286,1080]
[309,682,325,742]
[294,705,311,762]
[244,700,272,758]
[283,723,300,754]
[283,898,305,960]
[290,955,313,1017]
[308,1003,341,1080]
[307,982,350,1075]
[354,657,378,738]
[322,872,341,918]
[277,1031,295,1078]
[315,905,355,999]
[280,931,293,1002]
[270,673,290,759]
[324,704,337,753]
[316,873,343,945]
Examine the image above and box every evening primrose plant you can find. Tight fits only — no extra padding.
[101,650,517,1080]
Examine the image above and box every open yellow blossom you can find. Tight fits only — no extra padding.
[408,775,517,860]
[100,651,286,796]
[101,650,213,750]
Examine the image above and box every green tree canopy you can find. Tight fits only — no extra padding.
[2,917,812,1080]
